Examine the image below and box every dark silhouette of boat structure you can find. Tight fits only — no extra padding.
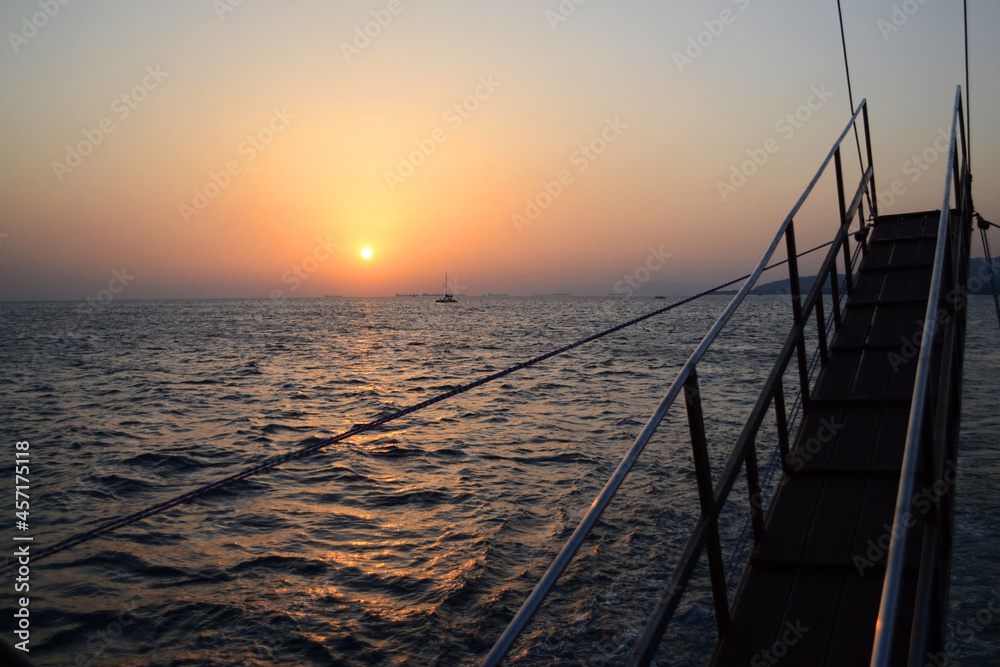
[483,90,984,667]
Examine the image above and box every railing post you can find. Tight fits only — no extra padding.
[829,263,843,330]
[843,232,856,295]
[854,202,869,276]
[784,223,811,411]
[835,147,848,226]
[863,102,879,219]
[684,369,731,635]
[814,296,829,365]
[775,382,791,474]
[835,148,855,295]
[745,437,766,543]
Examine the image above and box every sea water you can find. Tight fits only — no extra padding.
[0,296,997,665]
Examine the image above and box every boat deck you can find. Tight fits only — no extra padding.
[712,211,945,666]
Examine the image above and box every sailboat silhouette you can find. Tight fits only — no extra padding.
[435,274,457,303]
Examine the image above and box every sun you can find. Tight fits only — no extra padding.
[361,247,373,259]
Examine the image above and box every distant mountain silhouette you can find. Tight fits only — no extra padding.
[750,258,999,296]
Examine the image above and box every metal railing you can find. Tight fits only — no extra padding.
[482,100,877,666]
[869,86,973,667]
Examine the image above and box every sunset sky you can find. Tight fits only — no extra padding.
[1,0,997,299]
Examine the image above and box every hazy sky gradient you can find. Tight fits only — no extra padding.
[1,0,997,299]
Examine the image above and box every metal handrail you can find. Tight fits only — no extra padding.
[869,86,972,666]
[482,100,875,666]
[631,137,873,666]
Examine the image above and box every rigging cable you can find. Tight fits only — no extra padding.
[835,0,873,216]
[964,0,971,174]
[965,3,997,331]
[0,242,837,576]
[977,214,1000,330]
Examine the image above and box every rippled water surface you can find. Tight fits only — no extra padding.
[1,296,997,665]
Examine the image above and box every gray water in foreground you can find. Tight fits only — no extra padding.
[1,296,997,666]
